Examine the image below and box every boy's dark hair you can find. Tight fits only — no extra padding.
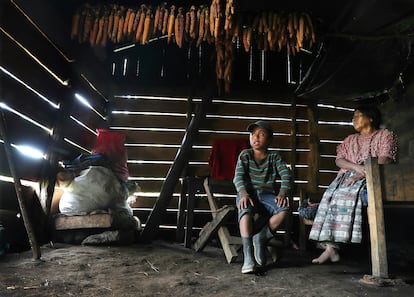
[355,105,382,129]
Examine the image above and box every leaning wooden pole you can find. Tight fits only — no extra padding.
[140,96,211,243]
[0,111,41,259]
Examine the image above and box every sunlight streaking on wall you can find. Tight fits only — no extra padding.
[0,102,53,134]
[63,137,90,154]
[75,93,106,120]
[0,139,46,159]
[0,174,39,189]
[70,116,98,136]
[0,66,60,109]
[0,27,69,86]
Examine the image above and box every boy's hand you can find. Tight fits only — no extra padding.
[275,194,288,207]
[237,195,254,211]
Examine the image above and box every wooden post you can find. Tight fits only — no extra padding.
[298,104,320,251]
[286,97,297,246]
[306,104,319,192]
[365,157,388,278]
[290,97,297,194]
[184,177,196,248]
[0,111,41,260]
[176,180,187,243]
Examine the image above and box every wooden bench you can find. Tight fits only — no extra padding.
[364,157,414,281]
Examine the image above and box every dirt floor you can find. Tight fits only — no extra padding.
[0,238,413,297]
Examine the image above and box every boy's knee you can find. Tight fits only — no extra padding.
[271,209,288,221]
[238,211,252,222]
[238,208,252,222]
[277,207,290,215]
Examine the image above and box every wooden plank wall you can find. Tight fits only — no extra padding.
[0,1,107,209]
[317,105,355,188]
[0,0,357,241]
[109,93,355,234]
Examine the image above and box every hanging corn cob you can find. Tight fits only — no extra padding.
[70,8,81,40]
[141,8,153,45]
[89,10,99,47]
[161,4,169,35]
[110,9,119,42]
[107,8,114,40]
[196,5,205,47]
[95,13,105,46]
[101,13,109,47]
[82,7,93,43]
[127,9,136,39]
[135,5,147,43]
[185,10,190,37]
[203,6,212,44]
[131,7,141,35]
[153,5,161,35]
[189,5,197,40]
[71,1,316,55]
[167,5,176,43]
[116,14,125,43]
[175,7,185,48]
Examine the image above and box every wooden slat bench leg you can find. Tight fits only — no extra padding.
[365,157,389,278]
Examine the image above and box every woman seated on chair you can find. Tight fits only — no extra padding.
[309,105,398,264]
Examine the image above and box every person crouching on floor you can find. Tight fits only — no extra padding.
[233,120,291,274]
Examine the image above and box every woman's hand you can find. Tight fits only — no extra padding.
[343,166,365,186]
[353,164,366,176]
[336,158,366,186]
[336,158,365,175]
[237,195,254,211]
[343,173,365,186]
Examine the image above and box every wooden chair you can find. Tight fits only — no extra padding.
[192,177,241,263]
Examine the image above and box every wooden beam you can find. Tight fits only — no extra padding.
[54,213,113,230]
[140,97,211,242]
[365,157,388,278]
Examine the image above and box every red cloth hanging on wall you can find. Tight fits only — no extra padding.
[91,129,129,182]
[208,139,249,180]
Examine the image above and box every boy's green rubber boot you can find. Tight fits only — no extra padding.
[252,225,273,267]
[241,237,255,274]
